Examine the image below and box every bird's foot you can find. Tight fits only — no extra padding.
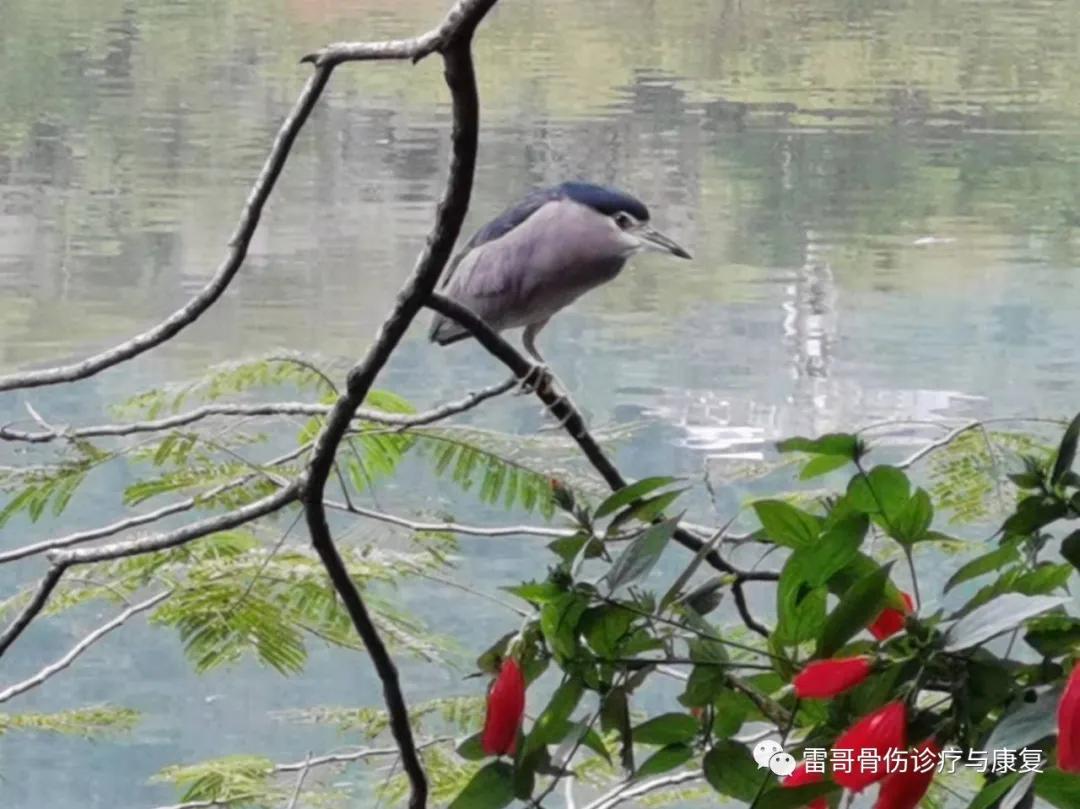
[515,362,554,396]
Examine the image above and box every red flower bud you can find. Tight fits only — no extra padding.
[794,656,873,699]
[874,739,940,809]
[1058,664,1080,772]
[832,701,907,791]
[781,762,827,809]
[869,592,915,641]
[482,658,526,756]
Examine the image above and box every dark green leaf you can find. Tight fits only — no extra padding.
[752,500,822,549]
[595,477,679,520]
[817,562,892,658]
[1036,768,1080,809]
[604,518,678,593]
[1062,531,1080,572]
[1002,496,1067,539]
[945,594,1069,652]
[946,541,1021,593]
[540,593,587,659]
[448,761,515,809]
[681,665,728,707]
[632,713,699,746]
[635,743,694,779]
[703,741,765,802]
[776,433,860,458]
[600,686,633,772]
[455,733,487,761]
[1025,614,1080,657]
[1051,413,1080,486]
[504,580,565,606]
[608,489,687,532]
[967,771,1023,809]
[581,606,636,658]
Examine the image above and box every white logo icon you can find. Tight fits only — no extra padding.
[752,740,799,777]
[768,751,798,777]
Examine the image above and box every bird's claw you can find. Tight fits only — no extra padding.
[515,363,553,396]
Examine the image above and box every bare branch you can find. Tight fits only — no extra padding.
[324,498,576,539]
[300,4,498,809]
[582,770,703,809]
[0,442,311,564]
[0,590,169,703]
[425,294,779,591]
[0,378,516,444]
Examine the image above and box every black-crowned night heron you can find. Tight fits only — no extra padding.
[428,182,691,368]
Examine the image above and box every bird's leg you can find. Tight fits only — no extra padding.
[515,320,554,395]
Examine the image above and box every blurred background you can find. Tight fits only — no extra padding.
[2,0,1080,805]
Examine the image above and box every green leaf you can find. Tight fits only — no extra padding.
[580,606,636,658]
[595,477,679,519]
[775,566,826,647]
[966,772,1023,809]
[790,515,867,586]
[892,488,934,544]
[1002,496,1067,538]
[1062,531,1080,572]
[776,433,860,458]
[946,541,1021,592]
[847,465,911,524]
[456,733,487,761]
[632,713,699,746]
[1025,614,1080,657]
[608,489,687,532]
[600,686,633,772]
[1051,413,1080,486]
[752,500,822,549]
[448,761,515,809]
[604,517,678,593]
[522,677,584,758]
[703,740,765,802]
[681,665,728,707]
[1036,768,1080,809]
[945,594,1070,652]
[817,562,892,657]
[540,593,587,659]
[798,453,852,480]
[635,743,694,779]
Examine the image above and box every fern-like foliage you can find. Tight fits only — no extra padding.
[0,706,139,738]
[152,755,278,805]
[929,429,1051,524]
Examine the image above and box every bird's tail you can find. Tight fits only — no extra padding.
[428,312,469,346]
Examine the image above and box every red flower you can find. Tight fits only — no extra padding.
[869,592,915,641]
[832,701,907,791]
[481,658,526,756]
[874,739,940,809]
[1058,664,1080,772]
[782,762,827,809]
[794,657,873,699]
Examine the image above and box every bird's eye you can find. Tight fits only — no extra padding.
[614,212,634,230]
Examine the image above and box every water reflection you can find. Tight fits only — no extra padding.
[3,0,1080,805]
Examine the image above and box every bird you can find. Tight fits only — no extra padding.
[428,181,691,372]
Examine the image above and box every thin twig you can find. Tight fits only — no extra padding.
[323,498,576,539]
[0,590,170,703]
[582,770,703,809]
[0,379,516,444]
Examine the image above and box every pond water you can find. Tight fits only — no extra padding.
[2,0,1080,806]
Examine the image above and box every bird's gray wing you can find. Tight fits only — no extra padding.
[429,235,534,343]
[429,191,561,343]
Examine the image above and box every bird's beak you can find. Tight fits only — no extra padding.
[637,225,691,259]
